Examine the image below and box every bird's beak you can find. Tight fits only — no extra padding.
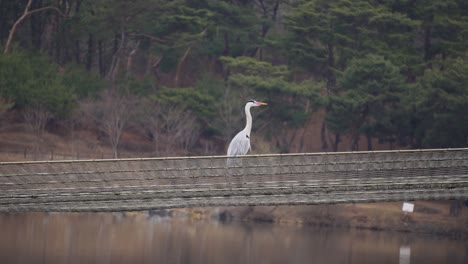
[257,102,268,106]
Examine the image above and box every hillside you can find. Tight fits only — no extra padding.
[1,0,467,159]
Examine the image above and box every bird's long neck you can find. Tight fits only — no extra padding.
[244,104,253,135]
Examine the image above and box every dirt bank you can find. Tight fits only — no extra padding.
[183,201,468,238]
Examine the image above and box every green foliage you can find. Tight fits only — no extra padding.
[221,55,325,148]
[1,0,468,152]
[0,53,75,117]
[62,65,106,99]
[222,56,289,77]
[116,77,159,96]
[195,73,226,97]
[146,1,214,72]
[284,0,420,75]
[154,86,217,122]
[397,0,468,61]
[284,0,343,68]
[197,0,259,57]
[221,56,323,99]
[325,54,407,146]
[410,58,468,147]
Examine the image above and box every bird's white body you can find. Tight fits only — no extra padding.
[227,100,267,156]
[227,130,251,156]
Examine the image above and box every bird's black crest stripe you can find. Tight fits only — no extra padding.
[247,99,255,103]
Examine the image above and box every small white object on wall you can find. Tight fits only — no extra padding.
[402,202,414,213]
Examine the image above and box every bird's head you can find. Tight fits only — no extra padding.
[247,99,268,107]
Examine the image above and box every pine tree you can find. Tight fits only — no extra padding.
[325,54,407,150]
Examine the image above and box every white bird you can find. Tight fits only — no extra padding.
[227,99,268,157]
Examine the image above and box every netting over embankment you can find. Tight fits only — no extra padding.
[0,148,467,212]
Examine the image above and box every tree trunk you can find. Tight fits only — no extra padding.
[107,31,127,83]
[298,101,312,153]
[150,55,163,81]
[298,120,312,153]
[0,0,6,44]
[366,133,373,150]
[4,0,65,54]
[75,0,83,14]
[321,120,328,151]
[322,42,337,151]
[30,0,43,50]
[174,46,191,87]
[86,33,94,71]
[52,11,60,60]
[424,25,432,63]
[351,134,359,151]
[287,127,299,153]
[332,133,340,152]
[223,32,230,55]
[75,40,81,63]
[274,126,299,153]
[326,43,337,89]
[4,0,33,54]
[252,0,280,59]
[98,40,105,77]
[126,41,139,78]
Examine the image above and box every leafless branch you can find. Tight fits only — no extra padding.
[27,6,66,17]
[129,33,167,44]
[78,90,137,158]
[22,106,53,135]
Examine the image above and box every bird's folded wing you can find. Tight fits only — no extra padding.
[227,136,250,156]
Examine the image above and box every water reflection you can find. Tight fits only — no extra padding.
[0,212,466,264]
[399,246,411,264]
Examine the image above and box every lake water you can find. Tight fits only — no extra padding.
[0,212,466,264]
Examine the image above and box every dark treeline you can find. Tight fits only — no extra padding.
[0,0,467,157]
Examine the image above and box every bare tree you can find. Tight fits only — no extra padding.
[177,117,200,154]
[22,106,53,159]
[139,98,163,154]
[23,106,53,136]
[159,104,200,155]
[139,99,200,156]
[79,89,137,158]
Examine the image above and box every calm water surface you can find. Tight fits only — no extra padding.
[0,212,466,264]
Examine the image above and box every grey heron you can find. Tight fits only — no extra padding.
[227,99,268,157]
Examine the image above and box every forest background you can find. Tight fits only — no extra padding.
[0,0,467,160]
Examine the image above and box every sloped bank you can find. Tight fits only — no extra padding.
[183,201,468,238]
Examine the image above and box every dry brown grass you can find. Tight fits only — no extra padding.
[0,122,157,161]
